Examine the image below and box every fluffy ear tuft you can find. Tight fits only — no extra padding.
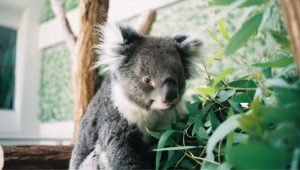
[93,23,141,72]
[173,35,202,79]
[119,25,140,45]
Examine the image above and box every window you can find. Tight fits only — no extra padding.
[0,26,17,110]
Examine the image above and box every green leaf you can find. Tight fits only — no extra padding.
[270,30,290,49]
[238,113,264,137]
[217,162,232,170]
[226,108,235,150]
[195,87,216,95]
[163,151,183,170]
[155,130,177,170]
[253,57,294,68]
[179,159,195,169]
[213,68,234,87]
[97,64,107,77]
[218,90,236,102]
[217,20,230,40]
[262,67,272,78]
[240,0,266,7]
[197,127,210,140]
[210,111,221,131]
[228,79,257,88]
[228,99,244,113]
[291,148,300,170]
[146,129,162,140]
[201,161,219,170]
[206,114,241,161]
[233,92,252,103]
[213,0,266,7]
[225,13,263,55]
[226,142,290,169]
[260,106,300,124]
[153,145,199,151]
[213,0,235,6]
[207,30,220,43]
[187,101,200,116]
[259,4,272,30]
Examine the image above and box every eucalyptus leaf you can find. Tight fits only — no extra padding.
[147,128,162,140]
[213,0,266,7]
[228,79,257,88]
[153,146,199,151]
[225,13,263,55]
[227,142,289,169]
[218,90,236,102]
[217,20,230,40]
[212,68,234,87]
[270,30,290,49]
[163,151,183,170]
[253,57,293,68]
[195,86,216,95]
[155,130,177,170]
[209,111,221,131]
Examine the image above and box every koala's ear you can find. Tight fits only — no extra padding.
[118,25,141,45]
[173,35,202,79]
[93,24,141,72]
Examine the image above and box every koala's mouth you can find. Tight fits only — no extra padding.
[150,99,178,110]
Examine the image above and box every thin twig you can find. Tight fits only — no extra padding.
[50,0,77,58]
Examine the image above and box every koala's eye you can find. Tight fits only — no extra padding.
[142,76,155,87]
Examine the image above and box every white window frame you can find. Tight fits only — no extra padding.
[0,2,29,133]
[0,0,42,137]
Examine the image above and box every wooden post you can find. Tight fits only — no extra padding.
[281,0,300,73]
[0,145,3,170]
[2,145,72,169]
[72,0,109,144]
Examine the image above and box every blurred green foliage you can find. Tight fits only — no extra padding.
[40,0,79,23]
[39,44,73,122]
[148,0,300,169]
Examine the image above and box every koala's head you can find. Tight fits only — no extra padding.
[95,24,201,111]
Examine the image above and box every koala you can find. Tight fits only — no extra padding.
[69,24,201,170]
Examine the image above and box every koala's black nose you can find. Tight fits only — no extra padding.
[162,79,178,103]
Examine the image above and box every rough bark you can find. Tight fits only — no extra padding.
[72,0,109,144]
[50,0,77,57]
[136,9,157,35]
[0,145,3,170]
[2,145,72,169]
[281,0,300,73]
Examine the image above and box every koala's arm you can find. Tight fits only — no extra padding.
[69,111,98,170]
[98,120,151,169]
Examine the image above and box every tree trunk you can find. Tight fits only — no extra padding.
[2,145,72,169]
[281,0,300,73]
[0,145,3,170]
[72,0,109,144]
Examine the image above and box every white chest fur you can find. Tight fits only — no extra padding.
[111,83,175,138]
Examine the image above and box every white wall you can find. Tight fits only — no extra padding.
[0,0,42,138]
[39,0,181,49]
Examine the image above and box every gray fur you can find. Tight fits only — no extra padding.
[69,24,201,169]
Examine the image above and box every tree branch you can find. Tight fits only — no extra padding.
[136,9,157,35]
[281,0,300,73]
[50,0,77,57]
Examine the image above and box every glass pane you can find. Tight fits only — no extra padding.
[0,26,17,110]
